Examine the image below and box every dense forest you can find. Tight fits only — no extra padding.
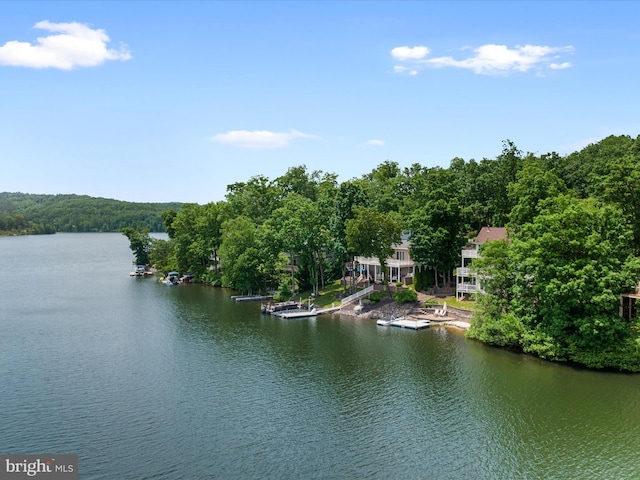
[129,134,640,371]
[0,192,182,234]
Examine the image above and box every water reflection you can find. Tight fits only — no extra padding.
[4,233,640,479]
[165,285,640,479]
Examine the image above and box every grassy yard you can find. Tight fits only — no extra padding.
[296,280,384,308]
[295,280,346,308]
[430,296,479,311]
[295,280,479,311]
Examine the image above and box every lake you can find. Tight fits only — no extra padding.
[2,233,640,479]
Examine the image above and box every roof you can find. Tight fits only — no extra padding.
[474,226,507,244]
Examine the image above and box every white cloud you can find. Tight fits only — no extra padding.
[425,44,575,74]
[391,43,574,76]
[366,139,385,146]
[391,45,430,61]
[0,20,131,70]
[210,129,316,149]
[550,61,572,70]
[393,64,418,76]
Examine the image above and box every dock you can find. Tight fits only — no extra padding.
[388,318,431,330]
[261,301,301,314]
[278,309,318,319]
[276,304,342,319]
[317,305,341,315]
[233,295,272,302]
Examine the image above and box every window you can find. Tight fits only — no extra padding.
[396,251,405,260]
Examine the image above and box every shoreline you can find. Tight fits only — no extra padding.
[338,294,472,331]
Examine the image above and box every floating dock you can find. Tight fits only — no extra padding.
[278,308,318,319]
[275,305,341,319]
[233,295,272,302]
[261,301,301,314]
[388,318,431,330]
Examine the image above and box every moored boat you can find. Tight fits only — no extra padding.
[164,271,180,285]
[261,301,301,314]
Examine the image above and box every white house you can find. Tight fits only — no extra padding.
[353,234,418,285]
[456,226,507,300]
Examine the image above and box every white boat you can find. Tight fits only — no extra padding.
[261,301,301,314]
[129,264,146,277]
[164,271,180,285]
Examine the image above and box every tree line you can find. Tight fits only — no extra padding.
[123,134,640,370]
[0,192,182,234]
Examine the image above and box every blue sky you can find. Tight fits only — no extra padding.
[1,1,639,203]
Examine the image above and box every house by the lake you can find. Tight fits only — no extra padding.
[353,233,418,285]
[456,226,507,300]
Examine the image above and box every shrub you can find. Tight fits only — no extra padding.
[467,312,524,348]
[567,337,640,371]
[201,270,222,286]
[393,289,418,303]
[274,282,292,301]
[369,291,385,304]
[520,328,565,360]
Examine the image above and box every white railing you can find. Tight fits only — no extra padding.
[456,283,478,293]
[354,256,415,268]
[461,249,479,259]
[341,285,374,305]
[457,267,473,276]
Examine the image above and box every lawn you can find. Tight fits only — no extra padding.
[296,281,479,311]
[296,280,364,308]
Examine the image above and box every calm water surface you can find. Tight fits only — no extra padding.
[2,233,640,479]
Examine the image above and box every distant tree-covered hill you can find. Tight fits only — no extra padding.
[0,192,182,234]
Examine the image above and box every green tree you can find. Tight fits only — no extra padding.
[161,209,178,238]
[507,159,568,228]
[170,202,224,278]
[406,167,464,289]
[346,207,402,293]
[511,197,637,351]
[225,175,279,225]
[361,160,404,213]
[274,165,322,201]
[408,199,464,289]
[471,195,640,370]
[219,216,263,294]
[122,227,151,265]
[268,193,329,296]
[328,180,368,273]
[149,237,178,274]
